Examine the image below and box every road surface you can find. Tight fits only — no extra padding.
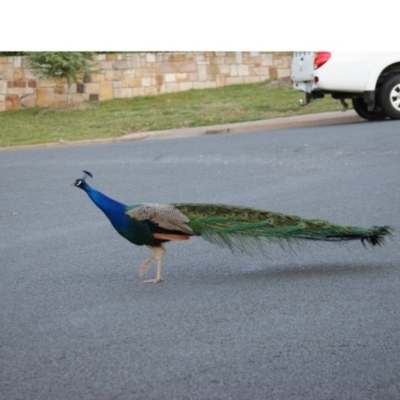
[1,120,399,399]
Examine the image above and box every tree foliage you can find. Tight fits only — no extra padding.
[27,52,94,81]
[27,52,95,103]
[0,52,27,56]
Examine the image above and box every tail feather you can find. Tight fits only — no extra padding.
[297,223,392,246]
[361,226,392,246]
[173,204,393,254]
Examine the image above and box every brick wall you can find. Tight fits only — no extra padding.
[0,52,292,112]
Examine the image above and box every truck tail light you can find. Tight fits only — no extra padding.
[314,52,331,69]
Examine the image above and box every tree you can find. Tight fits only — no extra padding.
[27,52,94,104]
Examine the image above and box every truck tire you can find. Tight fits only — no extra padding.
[378,74,400,119]
[351,98,387,121]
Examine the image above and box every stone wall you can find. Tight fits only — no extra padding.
[0,52,292,112]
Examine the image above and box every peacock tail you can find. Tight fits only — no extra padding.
[168,204,392,253]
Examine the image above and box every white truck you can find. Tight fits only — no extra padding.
[291,51,400,120]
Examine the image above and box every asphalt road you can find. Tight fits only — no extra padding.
[1,119,400,399]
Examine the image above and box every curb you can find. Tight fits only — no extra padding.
[1,110,363,151]
[124,110,363,141]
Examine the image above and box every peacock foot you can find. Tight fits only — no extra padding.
[142,277,164,284]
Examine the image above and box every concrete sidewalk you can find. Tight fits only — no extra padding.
[1,110,363,151]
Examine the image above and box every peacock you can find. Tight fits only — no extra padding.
[73,171,392,283]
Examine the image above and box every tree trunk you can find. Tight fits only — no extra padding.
[67,77,72,104]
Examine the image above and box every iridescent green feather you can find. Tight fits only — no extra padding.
[172,203,392,254]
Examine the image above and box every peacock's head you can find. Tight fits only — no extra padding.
[72,170,92,190]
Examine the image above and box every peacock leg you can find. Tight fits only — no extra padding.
[142,245,166,284]
[139,256,155,278]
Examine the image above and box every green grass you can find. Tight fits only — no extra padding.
[0,80,344,147]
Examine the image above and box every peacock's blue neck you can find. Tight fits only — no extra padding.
[84,184,128,229]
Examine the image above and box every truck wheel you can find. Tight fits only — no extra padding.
[379,74,400,119]
[351,98,387,121]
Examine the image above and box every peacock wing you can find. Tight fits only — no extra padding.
[125,203,194,235]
